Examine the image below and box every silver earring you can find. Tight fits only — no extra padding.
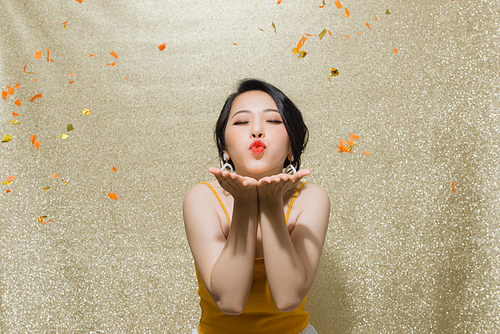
[285,154,296,175]
[221,153,234,173]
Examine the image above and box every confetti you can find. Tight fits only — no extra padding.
[34,51,42,60]
[107,62,116,66]
[364,150,370,156]
[343,7,350,17]
[47,48,54,62]
[15,99,21,106]
[277,0,282,4]
[9,120,20,125]
[67,124,74,131]
[76,0,82,2]
[110,51,118,58]
[6,189,11,194]
[81,108,92,115]
[330,68,339,76]
[328,30,332,36]
[347,133,360,147]
[43,186,51,191]
[108,193,118,200]
[272,22,276,33]
[58,133,69,139]
[319,5,324,8]
[30,134,41,151]
[51,173,58,179]
[319,29,327,40]
[386,9,391,14]
[294,36,307,52]
[62,21,68,29]
[337,134,359,153]
[30,93,43,102]
[38,216,53,224]
[89,53,95,57]
[112,165,117,172]
[344,35,351,39]
[158,43,166,51]
[366,22,371,30]
[2,91,6,100]
[259,28,265,32]
[2,135,13,143]
[233,43,238,45]
[451,181,455,193]
[15,83,20,89]
[5,175,15,183]
[393,48,398,53]
[12,112,20,117]
[62,179,67,185]
[334,0,342,9]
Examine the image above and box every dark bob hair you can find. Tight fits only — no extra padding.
[215,79,309,171]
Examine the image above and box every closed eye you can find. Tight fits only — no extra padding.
[267,120,282,124]
[233,121,248,125]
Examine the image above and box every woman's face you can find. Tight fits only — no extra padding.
[224,90,291,179]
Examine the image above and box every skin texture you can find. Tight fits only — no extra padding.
[183,90,330,315]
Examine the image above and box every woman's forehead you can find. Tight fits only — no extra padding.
[230,91,277,114]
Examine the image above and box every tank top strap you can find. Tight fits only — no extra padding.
[285,182,307,224]
[199,182,231,228]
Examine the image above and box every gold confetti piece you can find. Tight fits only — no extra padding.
[330,68,339,76]
[10,120,20,125]
[259,28,265,32]
[67,124,74,131]
[43,186,51,191]
[386,9,391,14]
[81,108,92,115]
[272,22,276,33]
[2,181,13,185]
[51,173,58,178]
[58,133,69,139]
[2,134,13,142]
[62,179,67,185]
[108,193,118,200]
[319,29,327,40]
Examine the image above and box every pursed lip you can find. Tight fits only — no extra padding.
[249,140,266,149]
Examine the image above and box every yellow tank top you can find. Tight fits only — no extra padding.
[195,182,309,334]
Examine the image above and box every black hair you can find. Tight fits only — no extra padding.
[215,79,309,171]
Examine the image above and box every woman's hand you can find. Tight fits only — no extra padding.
[257,169,311,202]
[209,167,258,203]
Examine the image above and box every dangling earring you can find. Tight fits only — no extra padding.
[221,152,234,174]
[285,153,296,175]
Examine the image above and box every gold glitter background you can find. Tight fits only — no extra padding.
[1,0,499,333]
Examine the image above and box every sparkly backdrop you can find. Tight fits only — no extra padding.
[1,0,499,333]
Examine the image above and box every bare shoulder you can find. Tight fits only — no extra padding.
[299,182,330,206]
[183,181,220,204]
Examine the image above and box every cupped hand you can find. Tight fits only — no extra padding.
[257,169,311,202]
[209,167,258,202]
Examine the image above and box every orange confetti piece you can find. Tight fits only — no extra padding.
[6,175,16,182]
[366,22,371,30]
[108,193,118,200]
[110,51,118,58]
[62,21,68,25]
[89,53,95,57]
[47,48,50,62]
[12,112,20,117]
[451,181,455,193]
[334,0,342,9]
[76,0,82,2]
[112,165,117,172]
[30,93,42,102]
[32,79,38,82]
[30,134,36,144]
[107,62,116,66]
[6,189,11,194]
[233,43,238,45]
[328,30,332,36]
[356,32,362,34]
[7,85,14,95]
[1,91,6,100]
[24,62,27,72]
[277,0,282,3]
[364,151,370,156]
[343,7,350,17]
[69,81,75,84]
[51,173,58,179]
[347,133,360,147]
[15,99,21,106]
[393,48,398,53]
[295,36,307,52]
[15,83,20,89]
[344,35,351,39]
[305,33,313,37]
[158,43,166,51]
[319,5,324,8]
[34,51,42,60]
[70,73,76,76]
[375,16,378,21]
[38,216,53,224]
[125,76,128,80]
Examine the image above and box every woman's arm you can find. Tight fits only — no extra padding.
[183,170,259,315]
[258,178,330,312]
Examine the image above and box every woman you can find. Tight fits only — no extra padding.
[183,79,330,333]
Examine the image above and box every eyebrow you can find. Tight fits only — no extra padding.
[230,109,280,119]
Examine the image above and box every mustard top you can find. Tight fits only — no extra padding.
[195,182,309,334]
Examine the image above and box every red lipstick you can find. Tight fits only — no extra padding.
[249,140,266,154]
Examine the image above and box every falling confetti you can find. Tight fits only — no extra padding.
[30,134,41,151]
[58,133,69,139]
[81,108,92,115]
[343,7,350,17]
[67,124,74,131]
[12,112,20,117]
[38,216,53,224]
[334,0,342,9]
[337,134,360,153]
[451,181,456,193]
[319,29,327,40]
[34,51,42,60]
[386,9,391,14]
[89,53,95,57]
[107,62,116,66]
[344,35,351,39]
[366,22,371,30]
[108,193,118,200]
[15,99,21,106]
[110,51,118,59]
[272,22,276,33]
[43,186,51,191]
[2,134,13,143]
[9,120,20,125]
[30,93,43,102]
[112,166,117,172]
[51,173,58,179]
[62,21,68,29]
[158,43,166,51]
[2,175,16,185]
[393,48,398,53]
[364,151,370,156]
[62,179,67,185]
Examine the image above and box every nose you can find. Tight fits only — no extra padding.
[251,121,264,138]
[252,132,263,138]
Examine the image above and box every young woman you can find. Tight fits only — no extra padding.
[183,79,330,334]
